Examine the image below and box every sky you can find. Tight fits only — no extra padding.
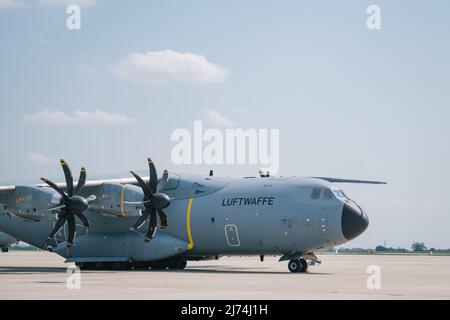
[0,0,449,249]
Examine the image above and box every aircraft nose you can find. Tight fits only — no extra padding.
[341,203,369,241]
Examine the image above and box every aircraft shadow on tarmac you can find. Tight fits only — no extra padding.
[178,265,332,275]
[0,266,333,276]
[0,266,67,274]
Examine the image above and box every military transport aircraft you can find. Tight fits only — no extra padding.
[0,158,383,273]
[0,231,17,253]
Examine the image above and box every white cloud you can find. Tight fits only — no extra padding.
[39,0,96,7]
[23,108,135,126]
[27,153,56,165]
[204,110,236,128]
[0,0,25,9]
[112,50,229,86]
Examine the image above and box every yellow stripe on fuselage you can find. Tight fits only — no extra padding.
[186,198,194,250]
[120,185,126,217]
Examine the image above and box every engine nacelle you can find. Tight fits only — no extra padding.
[86,183,144,218]
[3,186,60,221]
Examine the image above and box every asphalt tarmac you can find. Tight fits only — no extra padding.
[0,251,449,299]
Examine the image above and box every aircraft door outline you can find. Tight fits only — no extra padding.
[224,224,241,247]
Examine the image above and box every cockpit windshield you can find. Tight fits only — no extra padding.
[332,189,346,199]
[323,189,333,200]
[310,188,352,201]
[310,188,336,200]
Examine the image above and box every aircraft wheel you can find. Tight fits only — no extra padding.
[177,260,187,270]
[75,262,85,270]
[1,247,8,253]
[111,261,130,270]
[143,262,154,270]
[94,262,104,270]
[288,259,301,273]
[169,259,187,270]
[76,262,95,270]
[111,262,122,270]
[133,262,152,270]
[151,262,168,270]
[299,258,308,273]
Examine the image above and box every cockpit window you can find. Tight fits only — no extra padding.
[323,189,333,200]
[332,189,346,199]
[311,188,321,200]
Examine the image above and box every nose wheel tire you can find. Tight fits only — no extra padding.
[288,259,308,273]
[1,247,8,253]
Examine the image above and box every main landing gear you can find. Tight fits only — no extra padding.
[1,247,8,253]
[288,258,308,273]
[75,258,188,271]
[75,261,132,271]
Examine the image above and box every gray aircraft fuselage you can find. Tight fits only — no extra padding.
[0,173,369,265]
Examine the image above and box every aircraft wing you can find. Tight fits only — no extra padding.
[0,177,146,218]
[0,177,145,193]
[0,177,142,206]
[308,177,387,184]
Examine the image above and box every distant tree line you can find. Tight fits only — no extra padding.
[327,242,450,254]
[376,242,450,253]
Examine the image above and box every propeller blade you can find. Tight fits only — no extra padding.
[75,212,91,228]
[60,159,74,197]
[157,170,169,192]
[40,204,66,212]
[85,195,96,202]
[47,212,68,240]
[145,208,157,242]
[132,159,173,242]
[41,177,67,199]
[147,158,158,194]
[66,214,76,247]
[157,209,168,229]
[131,210,150,231]
[74,167,87,195]
[130,170,153,199]
[43,160,93,249]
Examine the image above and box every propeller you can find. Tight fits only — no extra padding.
[41,160,95,249]
[129,158,171,242]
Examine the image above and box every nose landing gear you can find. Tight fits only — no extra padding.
[288,258,308,273]
[285,253,321,273]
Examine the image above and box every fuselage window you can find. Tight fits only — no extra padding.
[311,188,321,200]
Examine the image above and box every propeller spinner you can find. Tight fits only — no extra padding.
[42,160,95,249]
[129,158,171,242]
